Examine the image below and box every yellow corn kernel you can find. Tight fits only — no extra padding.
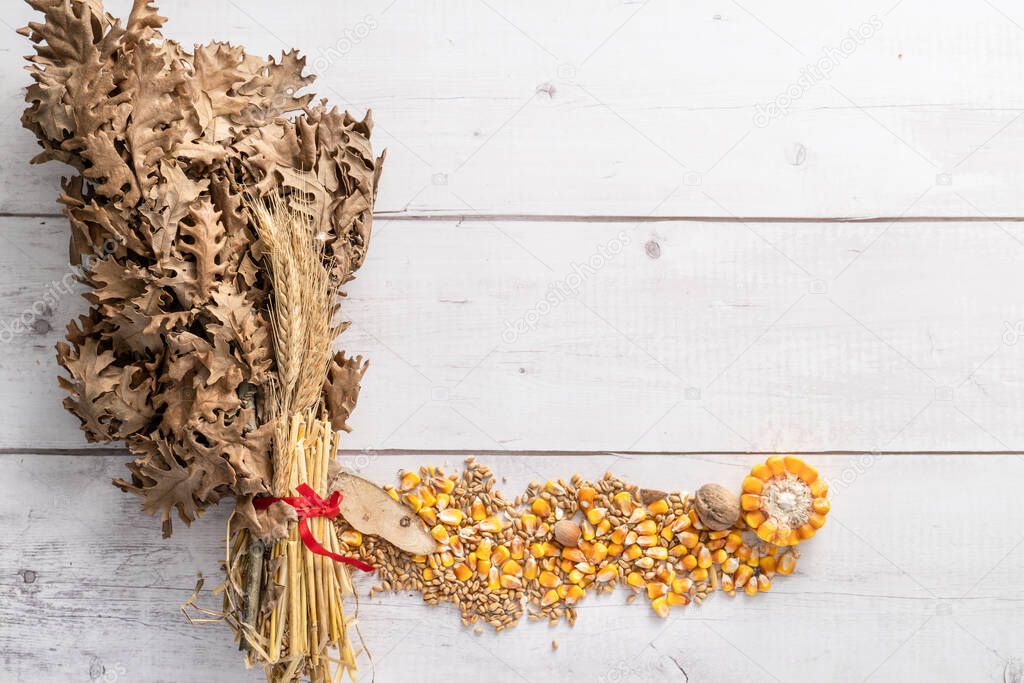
[596,565,618,583]
[440,551,455,568]
[799,464,818,485]
[669,544,688,558]
[575,561,596,575]
[628,507,647,524]
[678,531,699,549]
[670,516,691,533]
[565,585,585,604]
[813,497,830,515]
[720,573,734,592]
[646,582,667,599]
[735,544,752,561]
[544,480,564,494]
[809,513,827,529]
[777,553,797,575]
[487,566,501,591]
[613,491,634,514]
[636,520,658,535]
[479,516,504,533]
[636,534,658,548]
[672,577,693,594]
[646,546,668,561]
[435,492,451,510]
[587,542,609,564]
[744,577,759,596]
[557,585,570,599]
[667,592,690,607]
[810,479,829,498]
[477,538,493,561]
[681,554,698,571]
[430,524,450,545]
[689,567,708,582]
[585,507,607,525]
[520,513,538,534]
[759,556,776,574]
[660,526,675,542]
[453,562,473,581]
[493,545,511,566]
[418,507,437,526]
[756,519,779,542]
[384,486,399,501]
[436,477,456,494]
[439,508,464,526]
[724,533,742,552]
[766,456,786,476]
[568,569,584,585]
[711,549,728,565]
[797,523,816,540]
[656,565,675,585]
[477,559,491,577]
[500,575,523,590]
[750,463,772,481]
[404,492,423,513]
[581,520,596,541]
[607,543,624,557]
[625,530,638,547]
[647,499,670,515]
[708,529,730,540]
[747,548,761,567]
[417,486,437,508]
[503,559,523,576]
[411,554,427,564]
[697,546,712,569]
[610,525,628,545]
[538,570,562,588]
[340,530,363,547]
[422,567,435,581]
[626,571,645,588]
[470,497,486,521]
[625,544,643,560]
[577,486,597,510]
[529,542,547,558]
[635,557,655,570]
[524,557,539,580]
[741,476,764,494]
[531,498,552,517]
[509,536,525,560]
[651,596,670,618]
[596,519,612,536]
[399,470,421,491]
[757,574,771,591]
[734,564,754,588]
[541,589,560,606]
[740,493,762,512]
[721,557,739,574]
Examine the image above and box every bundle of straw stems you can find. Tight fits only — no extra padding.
[223,191,360,681]
[238,411,358,682]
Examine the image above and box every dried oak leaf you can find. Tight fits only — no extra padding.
[177,199,228,302]
[323,352,368,433]
[116,437,205,538]
[57,336,119,440]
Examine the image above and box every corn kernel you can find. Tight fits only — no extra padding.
[647,499,670,515]
[757,574,771,591]
[636,534,658,548]
[470,497,486,521]
[646,582,667,599]
[656,565,675,585]
[670,516,692,533]
[610,526,628,545]
[509,536,525,560]
[672,577,693,594]
[487,566,501,591]
[667,592,690,607]
[721,557,739,574]
[809,513,827,529]
[541,589,560,606]
[539,571,562,588]
[439,508,464,526]
[502,559,523,576]
[493,545,511,566]
[681,554,698,571]
[596,519,613,536]
[689,568,708,582]
[613,491,634,514]
[568,569,584,584]
[565,585,585,604]
[628,507,647,524]
[744,577,759,596]
[777,553,797,575]
[529,542,546,558]
[340,530,363,547]
[399,470,421,491]
[500,575,523,590]
[587,542,609,564]
[759,556,776,574]
[479,516,503,533]
[562,547,586,563]
[440,551,455,568]
[520,513,538,533]
[557,585,570,599]
[660,526,675,542]
[810,479,828,498]
[524,557,539,580]
[477,538,493,561]
[636,520,657,535]
[607,543,624,557]
[531,498,552,517]
[596,565,618,583]
[575,562,595,575]
[797,523,816,540]
[646,546,668,561]
[453,563,473,581]
[418,507,437,526]
[734,565,754,588]
[411,554,427,564]
[626,571,645,588]
[740,493,761,512]
[720,573,734,592]
[404,492,423,513]
[577,487,596,509]
[625,530,638,546]
[625,544,643,560]
[477,559,491,577]
[679,531,699,549]
[766,456,786,476]
[436,477,456,494]
[651,596,670,618]
[430,524,450,545]
[422,567,434,581]
[581,520,596,541]
[712,549,728,565]
[813,498,830,515]
[697,546,712,569]
[435,492,451,510]
[635,557,655,569]
[725,533,742,552]
[741,476,764,494]
[585,507,607,525]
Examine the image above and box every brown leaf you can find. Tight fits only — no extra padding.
[330,472,437,555]
[323,352,368,432]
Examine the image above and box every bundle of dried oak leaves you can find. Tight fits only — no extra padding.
[20,0,394,680]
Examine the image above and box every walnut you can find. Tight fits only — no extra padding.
[553,519,581,548]
[694,483,740,531]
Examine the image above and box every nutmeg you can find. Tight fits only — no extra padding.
[553,519,581,547]
[694,483,740,531]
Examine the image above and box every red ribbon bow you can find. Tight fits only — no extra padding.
[255,483,374,573]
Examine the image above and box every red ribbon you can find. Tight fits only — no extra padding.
[254,483,375,573]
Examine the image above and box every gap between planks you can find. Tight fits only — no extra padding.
[6,211,1024,223]
[2,447,1023,457]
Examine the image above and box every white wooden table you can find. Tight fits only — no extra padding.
[2,1,1024,681]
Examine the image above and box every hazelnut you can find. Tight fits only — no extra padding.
[553,519,581,547]
[694,483,740,531]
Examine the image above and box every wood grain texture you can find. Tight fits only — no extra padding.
[4,0,1024,218]
[1,453,1021,683]
[2,216,1023,453]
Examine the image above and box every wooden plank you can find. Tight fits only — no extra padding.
[1,452,1021,682]
[2,216,1024,453]
[5,0,1024,218]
